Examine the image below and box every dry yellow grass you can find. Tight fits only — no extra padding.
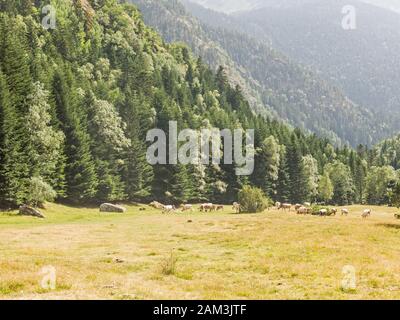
[0,203,400,300]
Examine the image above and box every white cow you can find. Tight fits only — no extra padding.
[232,202,241,213]
[341,208,349,216]
[362,209,371,218]
[162,205,176,213]
[319,209,328,216]
[296,206,310,215]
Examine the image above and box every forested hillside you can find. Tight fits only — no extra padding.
[230,0,400,138]
[133,0,389,147]
[129,0,276,120]
[0,0,398,209]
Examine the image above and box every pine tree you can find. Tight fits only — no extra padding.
[0,70,30,206]
[122,93,154,201]
[276,149,290,202]
[52,71,98,202]
[286,134,306,203]
[0,18,34,205]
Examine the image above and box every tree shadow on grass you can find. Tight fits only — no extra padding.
[376,223,400,230]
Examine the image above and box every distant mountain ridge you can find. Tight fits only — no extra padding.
[188,0,400,14]
[231,0,400,133]
[185,0,400,146]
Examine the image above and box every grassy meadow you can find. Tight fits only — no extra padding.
[1,203,400,300]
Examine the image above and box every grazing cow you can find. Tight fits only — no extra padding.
[275,202,281,209]
[232,202,241,213]
[294,204,302,211]
[280,203,292,211]
[330,208,338,216]
[162,205,176,213]
[319,209,328,216]
[181,204,193,212]
[215,205,224,211]
[362,209,371,219]
[341,208,349,216]
[304,202,311,207]
[296,206,309,215]
[200,203,214,212]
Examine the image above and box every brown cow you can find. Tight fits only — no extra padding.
[181,204,193,212]
[280,203,292,211]
[200,203,214,212]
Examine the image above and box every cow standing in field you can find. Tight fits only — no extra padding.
[362,209,371,219]
[200,203,214,213]
[181,204,193,212]
[319,209,328,216]
[296,206,310,215]
[341,208,349,216]
[295,204,302,211]
[162,205,176,213]
[330,208,338,216]
[215,205,224,211]
[232,202,241,213]
[280,203,292,211]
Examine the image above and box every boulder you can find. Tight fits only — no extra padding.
[19,205,45,218]
[100,203,126,213]
[149,201,164,209]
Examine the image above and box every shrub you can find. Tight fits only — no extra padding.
[160,251,177,276]
[310,205,332,215]
[238,185,271,213]
[26,176,57,208]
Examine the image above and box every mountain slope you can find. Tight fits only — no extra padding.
[231,0,400,136]
[1,0,368,207]
[131,0,385,146]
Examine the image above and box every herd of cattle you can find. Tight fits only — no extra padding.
[275,202,372,218]
[148,200,375,218]
[142,200,400,221]
[149,201,241,214]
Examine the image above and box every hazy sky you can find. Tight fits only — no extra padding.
[362,0,400,13]
[188,0,400,14]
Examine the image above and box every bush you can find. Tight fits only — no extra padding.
[310,205,332,215]
[238,185,271,213]
[26,176,57,208]
[160,251,177,276]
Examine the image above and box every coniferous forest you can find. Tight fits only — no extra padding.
[1,0,400,209]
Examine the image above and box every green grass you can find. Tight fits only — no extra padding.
[0,203,400,299]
